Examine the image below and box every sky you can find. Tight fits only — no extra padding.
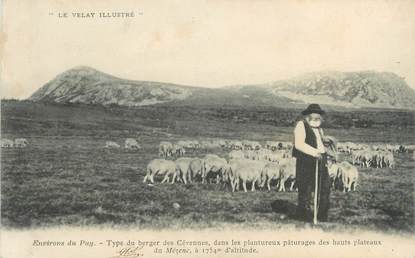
[2,0,415,99]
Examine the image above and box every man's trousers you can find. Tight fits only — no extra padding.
[295,156,330,222]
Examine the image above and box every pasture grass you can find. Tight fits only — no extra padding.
[1,101,414,233]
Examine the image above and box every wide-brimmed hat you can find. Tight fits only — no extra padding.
[301,104,325,116]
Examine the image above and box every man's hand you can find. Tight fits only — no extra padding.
[314,151,325,160]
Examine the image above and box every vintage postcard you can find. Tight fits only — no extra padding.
[1,0,414,257]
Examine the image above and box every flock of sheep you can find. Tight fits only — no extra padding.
[352,150,395,168]
[144,153,297,193]
[2,135,413,193]
[337,142,414,154]
[158,139,292,157]
[1,137,144,150]
[146,140,325,192]
[105,138,141,149]
[0,138,28,148]
[338,142,415,168]
[153,140,297,193]
[143,139,415,193]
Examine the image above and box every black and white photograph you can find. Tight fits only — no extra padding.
[1,0,414,257]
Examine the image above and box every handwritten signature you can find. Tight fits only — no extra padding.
[108,246,144,258]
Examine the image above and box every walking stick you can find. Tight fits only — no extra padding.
[313,159,319,225]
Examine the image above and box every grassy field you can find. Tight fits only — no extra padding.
[1,100,414,233]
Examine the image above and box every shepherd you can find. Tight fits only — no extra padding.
[292,104,331,223]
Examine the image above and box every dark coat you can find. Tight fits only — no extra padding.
[293,120,331,222]
[292,120,327,185]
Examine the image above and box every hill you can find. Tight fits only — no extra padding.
[29,67,415,109]
[29,66,294,107]
[263,71,415,109]
[29,66,195,106]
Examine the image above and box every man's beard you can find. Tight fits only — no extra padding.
[307,120,321,128]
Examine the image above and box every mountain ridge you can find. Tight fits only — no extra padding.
[29,66,415,110]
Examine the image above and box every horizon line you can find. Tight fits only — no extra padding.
[47,65,411,90]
